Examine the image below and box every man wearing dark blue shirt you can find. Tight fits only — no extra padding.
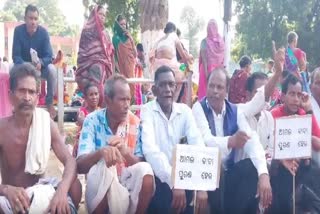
[12,4,57,117]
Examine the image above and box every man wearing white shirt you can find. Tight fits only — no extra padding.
[243,72,275,160]
[192,68,272,214]
[141,65,207,214]
[240,49,285,161]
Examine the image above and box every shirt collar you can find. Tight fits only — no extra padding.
[23,24,39,37]
[152,100,182,119]
[278,105,305,116]
[206,99,226,117]
[97,108,108,126]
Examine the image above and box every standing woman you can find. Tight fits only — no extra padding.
[197,19,225,100]
[76,5,114,106]
[112,14,137,100]
[150,22,193,102]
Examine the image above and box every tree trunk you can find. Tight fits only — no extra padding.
[139,0,168,78]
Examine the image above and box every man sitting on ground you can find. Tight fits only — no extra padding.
[0,63,81,214]
[192,68,272,214]
[141,65,208,214]
[76,74,154,214]
[269,74,320,213]
[244,72,275,160]
[240,49,286,161]
[12,4,57,118]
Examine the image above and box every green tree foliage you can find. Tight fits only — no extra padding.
[234,0,320,67]
[82,0,139,40]
[0,0,77,36]
[0,10,17,22]
[180,6,204,58]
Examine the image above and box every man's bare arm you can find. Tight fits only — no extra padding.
[50,120,77,194]
[76,151,102,174]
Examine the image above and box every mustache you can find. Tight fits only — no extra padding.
[18,103,33,109]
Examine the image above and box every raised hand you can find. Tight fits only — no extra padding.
[274,48,285,75]
[300,92,312,112]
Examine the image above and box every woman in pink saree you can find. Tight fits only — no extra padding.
[76,5,114,106]
[0,72,12,118]
[198,19,225,100]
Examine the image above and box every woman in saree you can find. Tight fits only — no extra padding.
[280,31,309,92]
[151,22,193,103]
[112,14,139,103]
[197,19,225,100]
[76,5,114,106]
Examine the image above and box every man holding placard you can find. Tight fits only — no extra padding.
[269,74,320,213]
[192,68,271,214]
[141,66,208,214]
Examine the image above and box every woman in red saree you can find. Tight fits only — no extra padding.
[198,19,225,100]
[112,14,137,101]
[76,5,114,106]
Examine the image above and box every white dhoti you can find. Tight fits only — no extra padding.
[0,178,76,214]
[86,161,154,214]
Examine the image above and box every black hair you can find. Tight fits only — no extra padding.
[281,74,302,94]
[239,55,252,68]
[104,74,128,99]
[72,66,77,71]
[282,70,290,80]
[136,43,144,52]
[9,63,40,92]
[154,65,175,83]
[3,56,8,62]
[116,14,125,22]
[246,72,268,92]
[97,5,104,12]
[164,22,176,34]
[207,67,230,89]
[176,28,181,37]
[25,4,39,17]
[83,84,98,96]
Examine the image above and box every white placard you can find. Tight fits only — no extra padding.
[274,115,312,160]
[172,144,220,191]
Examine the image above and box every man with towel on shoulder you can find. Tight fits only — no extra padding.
[76,74,154,214]
[0,63,81,214]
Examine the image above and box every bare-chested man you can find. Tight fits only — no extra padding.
[0,63,81,214]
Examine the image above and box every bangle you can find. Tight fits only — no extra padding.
[306,110,313,114]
